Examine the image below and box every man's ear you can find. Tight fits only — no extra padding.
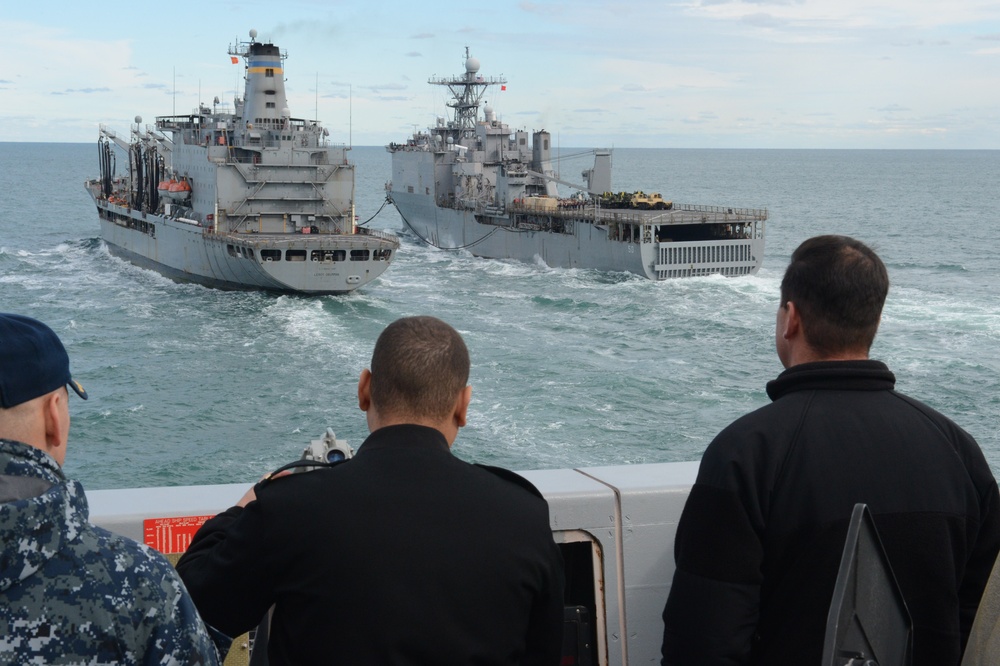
[453,385,472,429]
[782,301,802,341]
[42,390,68,463]
[357,369,372,412]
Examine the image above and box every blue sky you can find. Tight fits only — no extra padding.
[3,0,1000,148]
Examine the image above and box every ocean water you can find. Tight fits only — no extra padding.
[1,143,998,490]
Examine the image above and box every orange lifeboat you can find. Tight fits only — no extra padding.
[157,179,172,197]
[167,179,192,201]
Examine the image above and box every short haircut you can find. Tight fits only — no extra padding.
[369,316,470,421]
[780,235,889,355]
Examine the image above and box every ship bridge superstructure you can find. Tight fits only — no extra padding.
[132,29,359,237]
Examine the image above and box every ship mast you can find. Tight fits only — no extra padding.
[428,47,506,139]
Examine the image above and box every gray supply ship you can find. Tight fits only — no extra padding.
[85,30,399,295]
[387,49,767,279]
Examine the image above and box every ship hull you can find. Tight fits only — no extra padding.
[91,195,393,295]
[391,191,764,279]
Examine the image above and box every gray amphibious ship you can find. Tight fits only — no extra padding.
[86,30,399,295]
[388,49,767,279]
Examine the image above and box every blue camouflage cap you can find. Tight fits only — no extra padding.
[0,313,88,408]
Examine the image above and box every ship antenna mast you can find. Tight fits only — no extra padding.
[427,46,506,139]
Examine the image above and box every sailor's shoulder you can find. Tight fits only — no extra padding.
[474,464,544,500]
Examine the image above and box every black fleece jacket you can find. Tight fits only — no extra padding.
[662,360,1000,666]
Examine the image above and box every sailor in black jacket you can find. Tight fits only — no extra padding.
[661,236,1000,666]
[178,316,564,665]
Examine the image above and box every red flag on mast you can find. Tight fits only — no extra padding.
[230,56,239,64]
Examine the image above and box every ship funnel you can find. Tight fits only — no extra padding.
[240,41,289,133]
[584,150,612,195]
[532,131,557,197]
[532,130,551,167]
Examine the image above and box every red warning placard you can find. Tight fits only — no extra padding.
[143,515,215,554]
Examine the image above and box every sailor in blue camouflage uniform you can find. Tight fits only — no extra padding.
[0,312,225,665]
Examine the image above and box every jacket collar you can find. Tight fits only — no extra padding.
[356,424,451,455]
[0,439,88,593]
[0,439,65,489]
[766,360,896,401]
